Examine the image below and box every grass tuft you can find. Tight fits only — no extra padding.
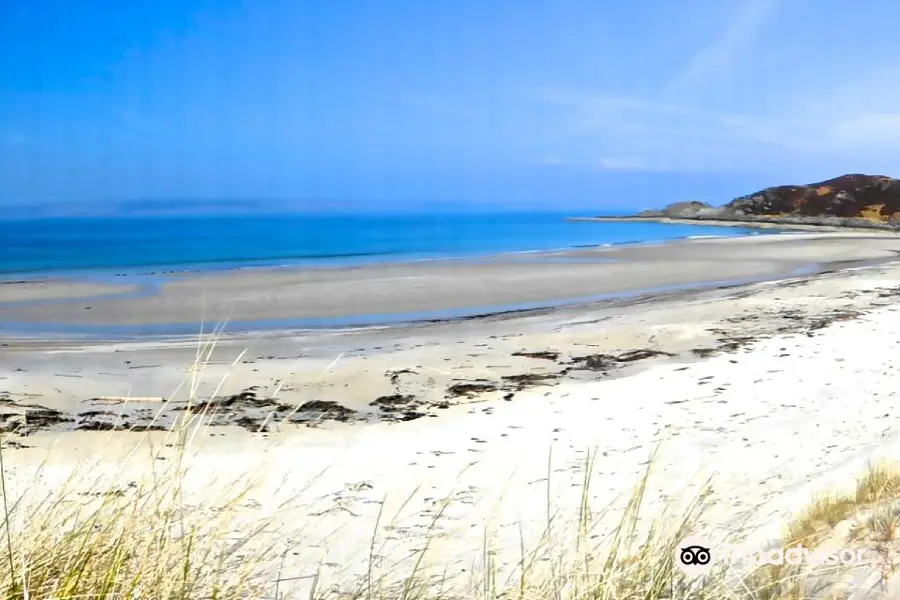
[785,461,900,550]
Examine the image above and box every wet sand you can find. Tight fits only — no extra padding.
[1,232,900,333]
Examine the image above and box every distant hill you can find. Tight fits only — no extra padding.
[0,198,364,219]
[0,199,279,219]
[636,174,900,228]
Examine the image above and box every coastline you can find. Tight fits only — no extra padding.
[0,218,769,283]
[0,212,767,282]
[2,229,900,430]
[570,214,900,233]
[2,232,899,338]
[568,215,845,231]
[0,264,821,338]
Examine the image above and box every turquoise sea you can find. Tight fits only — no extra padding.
[0,211,767,277]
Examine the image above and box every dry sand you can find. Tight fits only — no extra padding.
[4,232,900,595]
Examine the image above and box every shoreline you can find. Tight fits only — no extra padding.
[0,261,825,339]
[1,231,900,436]
[2,232,899,339]
[0,220,773,284]
[5,252,900,433]
[569,214,900,233]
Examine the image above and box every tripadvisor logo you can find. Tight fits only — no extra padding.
[675,534,867,577]
[675,535,715,577]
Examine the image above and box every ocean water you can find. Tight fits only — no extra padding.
[0,212,767,277]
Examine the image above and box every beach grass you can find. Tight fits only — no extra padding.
[1,332,898,599]
[0,431,709,600]
[3,426,899,599]
[784,461,900,550]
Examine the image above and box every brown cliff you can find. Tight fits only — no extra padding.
[626,174,900,229]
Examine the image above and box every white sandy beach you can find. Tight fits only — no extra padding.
[5,233,900,596]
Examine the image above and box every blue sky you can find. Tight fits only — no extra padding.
[3,0,900,212]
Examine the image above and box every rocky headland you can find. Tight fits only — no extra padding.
[579,174,900,230]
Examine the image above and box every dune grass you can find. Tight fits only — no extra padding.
[0,331,898,599]
[0,458,276,599]
[0,433,719,600]
[0,327,284,599]
[785,461,900,549]
[0,398,277,596]
[2,423,895,600]
[734,462,900,600]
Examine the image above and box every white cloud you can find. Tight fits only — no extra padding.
[472,5,900,175]
[531,70,900,173]
[597,157,647,171]
[665,0,782,95]
[827,113,900,146]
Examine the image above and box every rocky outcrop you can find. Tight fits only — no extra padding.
[638,201,715,218]
[630,174,900,229]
